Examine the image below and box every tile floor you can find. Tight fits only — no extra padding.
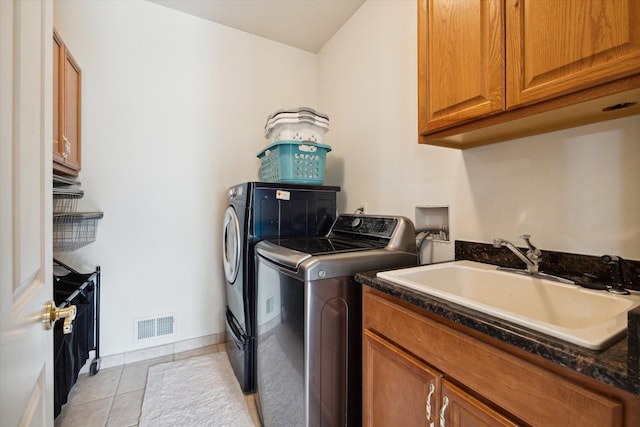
[55,344,261,427]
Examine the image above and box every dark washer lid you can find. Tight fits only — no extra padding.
[256,237,388,271]
[266,236,385,256]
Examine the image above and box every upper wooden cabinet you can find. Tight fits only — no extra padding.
[53,30,81,176]
[507,0,640,108]
[418,0,505,133]
[418,0,640,148]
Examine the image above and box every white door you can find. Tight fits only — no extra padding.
[1,1,55,426]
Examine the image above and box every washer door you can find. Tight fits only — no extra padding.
[223,205,241,284]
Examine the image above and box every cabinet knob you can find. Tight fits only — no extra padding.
[425,383,435,427]
[62,135,71,159]
[440,395,449,427]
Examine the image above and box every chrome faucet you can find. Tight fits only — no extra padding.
[493,234,541,274]
[491,235,574,284]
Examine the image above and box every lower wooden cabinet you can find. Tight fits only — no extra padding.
[363,329,440,427]
[439,381,517,427]
[362,287,634,426]
[363,329,517,427]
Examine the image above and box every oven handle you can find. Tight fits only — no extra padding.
[225,307,248,351]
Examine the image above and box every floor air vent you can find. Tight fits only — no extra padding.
[135,314,175,341]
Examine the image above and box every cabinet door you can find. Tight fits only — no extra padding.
[418,0,505,134]
[439,380,518,427]
[52,30,64,164]
[52,30,81,176]
[363,329,441,427]
[62,48,81,171]
[506,0,640,108]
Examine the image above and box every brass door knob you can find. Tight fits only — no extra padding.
[42,301,76,334]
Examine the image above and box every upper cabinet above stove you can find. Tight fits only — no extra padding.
[418,0,640,149]
[53,29,81,176]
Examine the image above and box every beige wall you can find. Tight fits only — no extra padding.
[53,0,639,357]
[318,0,640,261]
[54,0,318,356]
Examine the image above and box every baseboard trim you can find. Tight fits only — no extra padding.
[79,332,227,374]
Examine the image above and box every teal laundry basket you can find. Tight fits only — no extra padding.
[257,140,331,185]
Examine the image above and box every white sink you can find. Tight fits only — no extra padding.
[377,260,640,350]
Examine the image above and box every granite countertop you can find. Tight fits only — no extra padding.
[356,268,640,396]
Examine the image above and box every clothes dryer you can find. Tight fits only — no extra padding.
[222,182,339,393]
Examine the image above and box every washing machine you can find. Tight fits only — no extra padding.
[254,214,418,426]
[222,182,339,393]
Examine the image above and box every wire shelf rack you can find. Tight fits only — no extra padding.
[53,212,103,252]
[53,188,84,214]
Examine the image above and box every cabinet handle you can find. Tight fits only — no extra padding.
[440,395,449,427]
[62,135,70,159]
[425,383,435,427]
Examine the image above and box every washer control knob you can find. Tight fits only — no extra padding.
[228,188,237,200]
[351,217,363,230]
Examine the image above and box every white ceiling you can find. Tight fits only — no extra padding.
[147,0,366,53]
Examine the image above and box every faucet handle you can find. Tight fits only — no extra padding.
[601,255,621,264]
[519,234,541,259]
[601,255,629,295]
